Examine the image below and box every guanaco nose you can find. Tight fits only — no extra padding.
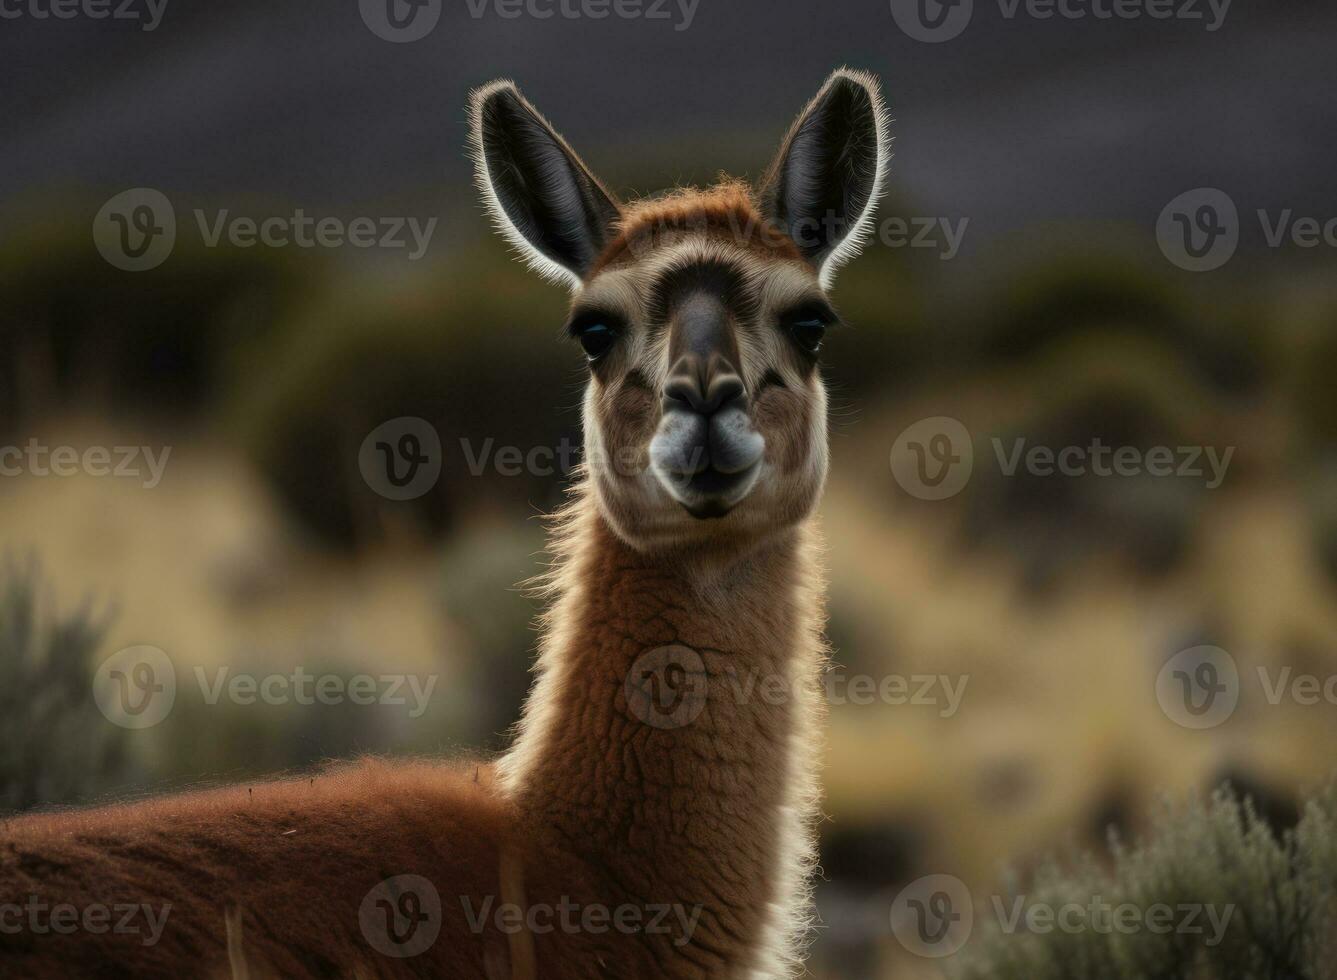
[664,354,746,416]
[663,292,746,417]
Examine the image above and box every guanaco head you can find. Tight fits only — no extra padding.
[470,68,889,554]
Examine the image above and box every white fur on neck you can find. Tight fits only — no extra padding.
[745,669,824,979]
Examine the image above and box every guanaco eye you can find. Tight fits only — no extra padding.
[575,322,616,360]
[789,318,827,354]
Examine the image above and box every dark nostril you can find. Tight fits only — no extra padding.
[664,372,746,416]
[664,377,702,413]
[705,373,745,413]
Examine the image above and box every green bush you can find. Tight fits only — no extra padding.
[0,209,315,430]
[0,556,121,814]
[955,250,1267,396]
[224,246,583,549]
[952,782,1337,980]
[439,520,546,748]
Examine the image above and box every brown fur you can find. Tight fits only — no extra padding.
[500,491,828,978]
[1,759,531,978]
[590,182,802,277]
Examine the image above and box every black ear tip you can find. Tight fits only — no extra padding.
[470,80,548,158]
[471,78,521,103]
[821,69,885,120]
[469,78,525,126]
[826,67,882,98]
[820,70,890,158]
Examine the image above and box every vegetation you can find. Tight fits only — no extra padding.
[953,783,1337,980]
[0,557,121,814]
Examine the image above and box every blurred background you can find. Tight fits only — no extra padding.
[4,0,1337,976]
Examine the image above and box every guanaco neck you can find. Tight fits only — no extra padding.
[497,490,826,975]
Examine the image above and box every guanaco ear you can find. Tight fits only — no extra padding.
[759,68,891,288]
[469,79,622,289]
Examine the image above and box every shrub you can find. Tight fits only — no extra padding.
[0,213,314,430]
[952,782,1337,980]
[961,251,1265,396]
[439,519,545,748]
[0,556,121,814]
[224,248,582,549]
